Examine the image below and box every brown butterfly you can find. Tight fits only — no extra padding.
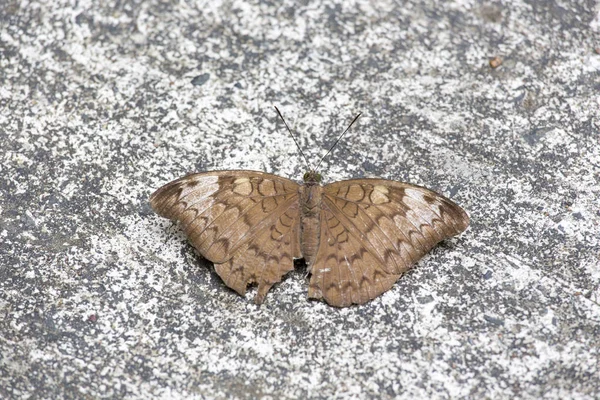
[150,108,469,307]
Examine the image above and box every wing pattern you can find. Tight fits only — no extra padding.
[150,170,302,303]
[308,179,469,307]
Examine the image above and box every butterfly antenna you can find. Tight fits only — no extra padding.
[314,112,362,171]
[274,106,311,170]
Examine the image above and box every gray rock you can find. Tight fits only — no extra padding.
[1,1,599,399]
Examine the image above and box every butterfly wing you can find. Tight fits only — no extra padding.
[308,179,469,307]
[150,170,302,304]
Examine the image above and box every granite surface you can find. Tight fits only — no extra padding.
[1,0,599,398]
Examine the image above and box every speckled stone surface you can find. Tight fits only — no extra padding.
[1,0,599,398]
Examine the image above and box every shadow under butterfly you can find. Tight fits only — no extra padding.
[150,108,469,307]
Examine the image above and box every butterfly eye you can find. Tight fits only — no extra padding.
[303,172,310,181]
[316,173,322,182]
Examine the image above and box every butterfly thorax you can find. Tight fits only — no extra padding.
[299,183,323,269]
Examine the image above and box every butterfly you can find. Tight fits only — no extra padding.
[149,108,469,307]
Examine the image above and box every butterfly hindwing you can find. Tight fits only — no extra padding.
[150,170,302,303]
[306,204,399,307]
[308,179,469,307]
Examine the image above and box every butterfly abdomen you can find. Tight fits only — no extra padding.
[299,184,323,268]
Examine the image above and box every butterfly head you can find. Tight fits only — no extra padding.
[274,106,361,186]
[303,171,322,184]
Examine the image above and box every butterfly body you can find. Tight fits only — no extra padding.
[150,169,469,307]
[299,181,323,268]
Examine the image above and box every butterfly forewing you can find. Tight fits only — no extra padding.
[150,170,302,303]
[307,179,469,307]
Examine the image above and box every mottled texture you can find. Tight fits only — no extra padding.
[1,0,599,399]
